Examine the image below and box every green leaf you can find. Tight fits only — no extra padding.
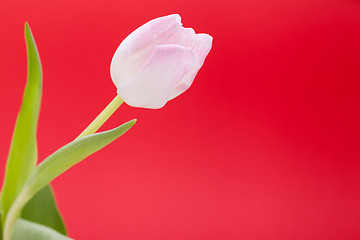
[12,219,72,240]
[3,120,136,240]
[0,23,42,223]
[0,23,67,236]
[22,185,66,235]
[27,119,136,195]
[0,212,3,240]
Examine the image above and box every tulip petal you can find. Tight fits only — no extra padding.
[110,14,182,86]
[169,33,213,100]
[116,44,195,109]
[148,23,212,68]
[120,14,181,53]
[192,33,213,67]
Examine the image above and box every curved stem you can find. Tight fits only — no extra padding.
[76,95,124,139]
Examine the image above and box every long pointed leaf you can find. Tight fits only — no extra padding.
[28,120,136,195]
[0,23,67,235]
[0,23,42,223]
[3,120,136,240]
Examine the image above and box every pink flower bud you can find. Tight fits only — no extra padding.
[110,14,213,109]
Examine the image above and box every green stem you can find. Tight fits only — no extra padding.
[76,95,124,139]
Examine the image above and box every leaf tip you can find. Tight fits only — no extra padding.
[24,22,30,33]
[24,22,34,42]
[129,119,137,127]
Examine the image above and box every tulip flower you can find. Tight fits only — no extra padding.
[110,14,213,109]
[76,14,212,138]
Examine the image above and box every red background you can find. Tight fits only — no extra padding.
[0,0,360,239]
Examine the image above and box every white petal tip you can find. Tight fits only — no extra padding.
[171,14,182,23]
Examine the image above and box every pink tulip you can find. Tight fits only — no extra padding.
[110,14,213,109]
